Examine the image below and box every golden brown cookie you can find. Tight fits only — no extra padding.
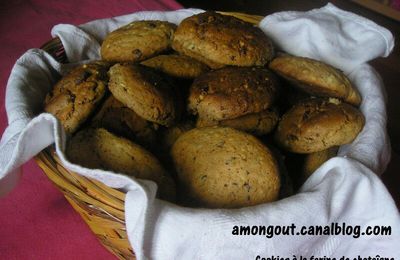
[108,64,179,126]
[66,128,175,201]
[196,108,279,136]
[90,95,157,149]
[44,61,109,134]
[141,54,209,79]
[188,66,279,121]
[101,20,176,63]
[302,146,338,179]
[269,54,362,106]
[274,98,365,153]
[172,126,280,208]
[172,11,275,69]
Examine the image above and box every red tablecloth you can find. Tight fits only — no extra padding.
[0,0,182,259]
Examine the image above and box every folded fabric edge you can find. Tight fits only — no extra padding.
[339,64,391,174]
[323,3,394,56]
[0,114,56,181]
[259,3,394,72]
[261,2,394,52]
[5,49,63,124]
[130,156,400,259]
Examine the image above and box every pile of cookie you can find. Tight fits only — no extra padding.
[43,11,364,208]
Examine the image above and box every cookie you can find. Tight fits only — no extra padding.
[171,126,280,208]
[66,128,175,201]
[302,146,338,179]
[141,54,209,79]
[44,61,109,134]
[172,11,274,69]
[269,54,362,106]
[108,64,179,126]
[274,98,365,153]
[188,66,279,121]
[196,108,279,136]
[101,20,176,63]
[91,95,157,149]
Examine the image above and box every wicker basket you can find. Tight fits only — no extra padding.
[35,12,264,260]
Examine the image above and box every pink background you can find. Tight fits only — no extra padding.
[392,0,400,10]
[0,0,181,259]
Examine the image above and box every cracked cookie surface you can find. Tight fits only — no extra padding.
[188,66,279,121]
[274,98,365,153]
[172,126,280,208]
[172,11,274,68]
[269,54,362,106]
[108,64,179,126]
[101,20,176,63]
[44,61,110,134]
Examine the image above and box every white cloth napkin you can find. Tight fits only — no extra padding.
[1,4,399,259]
